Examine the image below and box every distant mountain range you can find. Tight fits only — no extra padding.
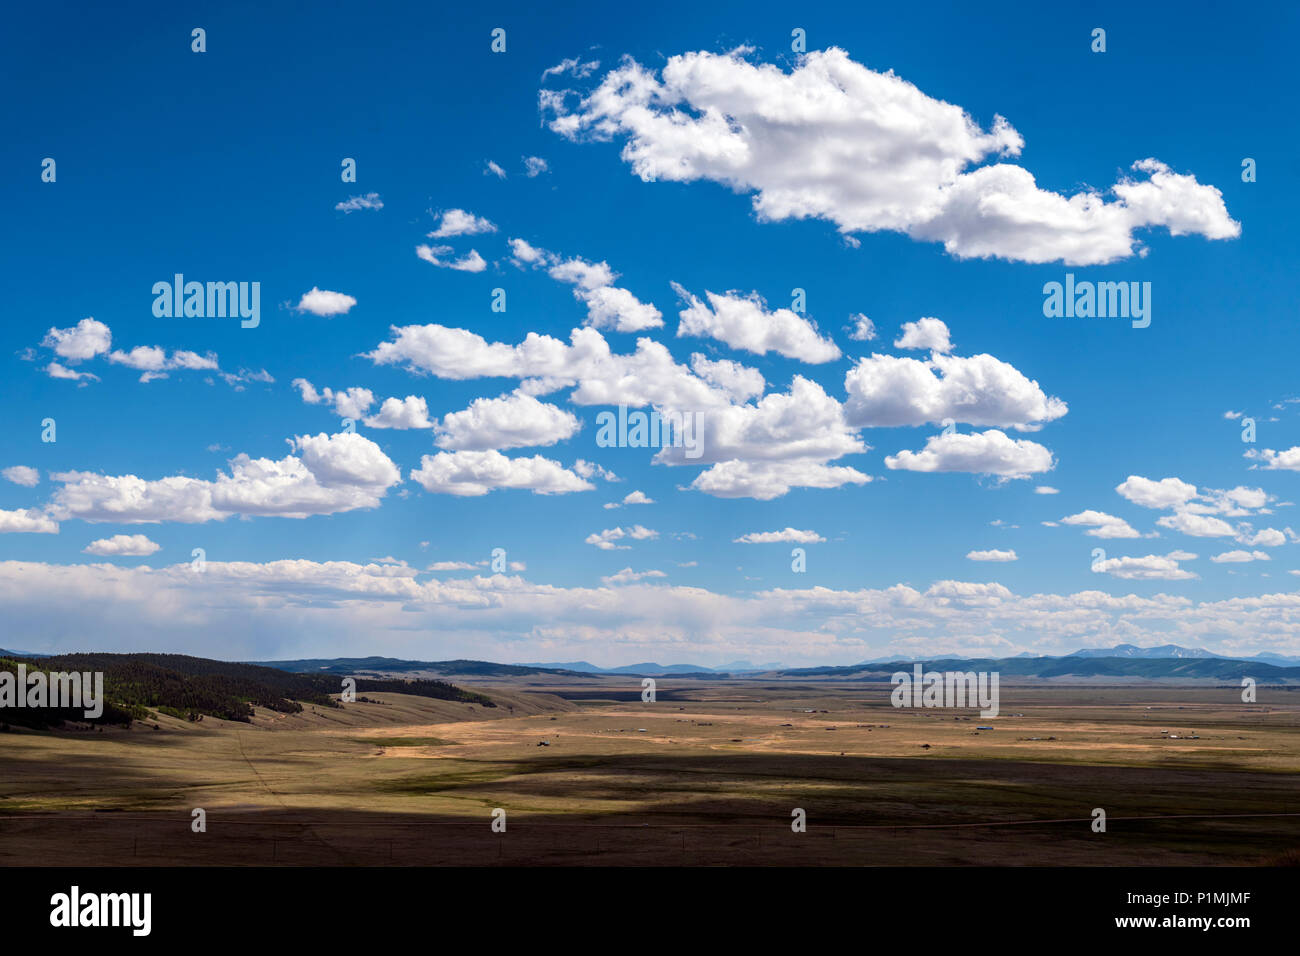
[252,656,585,677]
[1066,643,1300,667]
[9,643,1298,683]
[857,643,1300,669]
[514,660,781,675]
[244,643,1300,683]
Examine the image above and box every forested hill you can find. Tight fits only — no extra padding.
[0,652,494,729]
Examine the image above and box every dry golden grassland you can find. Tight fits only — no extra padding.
[2,680,1298,865]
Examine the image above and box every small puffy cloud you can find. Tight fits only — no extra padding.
[674,285,841,363]
[1246,446,1300,471]
[1238,527,1290,548]
[485,160,507,179]
[601,567,667,585]
[83,534,161,556]
[108,345,166,372]
[107,346,219,382]
[689,354,765,403]
[512,239,663,332]
[1223,410,1243,420]
[0,508,58,534]
[434,392,581,450]
[295,288,357,316]
[574,459,620,482]
[542,57,600,81]
[847,314,876,341]
[688,460,871,501]
[586,525,659,550]
[885,429,1054,479]
[220,368,275,390]
[894,317,952,353]
[427,561,479,572]
[966,549,1017,562]
[1034,486,1059,495]
[46,362,99,382]
[170,351,220,371]
[604,489,654,509]
[43,317,111,361]
[1061,510,1141,539]
[364,396,433,430]
[1115,475,1199,510]
[524,156,550,177]
[1211,549,1270,563]
[429,209,498,238]
[410,450,593,497]
[2,466,39,487]
[734,528,825,544]
[335,193,383,213]
[1156,511,1236,538]
[416,245,488,272]
[508,238,547,265]
[292,379,375,420]
[1091,553,1197,580]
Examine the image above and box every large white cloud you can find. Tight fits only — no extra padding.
[434,392,581,450]
[545,49,1238,264]
[1091,553,1196,581]
[884,429,1053,478]
[844,352,1067,430]
[410,450,594,496]
[365,324,734,412]
[654,375,864,467]
[48,432,401,523]
[0,508,58,534]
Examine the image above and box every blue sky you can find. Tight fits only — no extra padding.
[3,1,1299,665]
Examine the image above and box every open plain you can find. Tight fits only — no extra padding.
[3,679,1298,866]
